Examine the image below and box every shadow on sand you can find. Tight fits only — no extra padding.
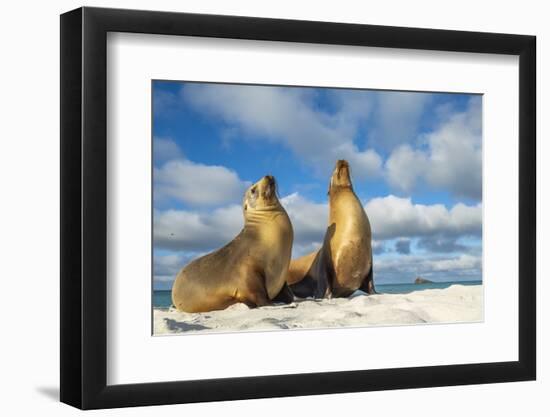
[164,318,210,332]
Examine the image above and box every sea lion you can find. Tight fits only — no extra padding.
[288,160,376,298]
[171,175,294,313]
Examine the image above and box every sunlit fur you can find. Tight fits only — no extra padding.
[172,175,294,313]
[287,159,375,298]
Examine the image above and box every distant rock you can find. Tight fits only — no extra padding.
[414,277,433,284]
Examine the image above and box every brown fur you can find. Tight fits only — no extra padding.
[171,176,294,313]
[287,160,375,298]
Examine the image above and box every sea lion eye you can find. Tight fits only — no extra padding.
[251,187,257,195]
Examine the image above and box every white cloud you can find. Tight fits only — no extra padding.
[154,193,329,256]
[425,99,482,199]
[154,275,176,283]
[365,195,481,240]
[376,253,481,278]
[385,97,482,200]
[372,240,387,255]
[292,241,323,259]
[281,193,328,244]
[154,158,250,207]
[153,205,243,251]
[327,90,373,127]
[385,145,427,191]
[369,91,430,149]
[153,193,481,259]
[171,83,481,199]
[153,252,206,284]
[428,254,481,272]
[280,193,329,258]
[153,137,183,163]
[416,236,470,253]
[181,83,382,179]
[154,253,195,276]
[153,89,178,116]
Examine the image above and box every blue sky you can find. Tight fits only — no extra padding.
[152,81,482,290]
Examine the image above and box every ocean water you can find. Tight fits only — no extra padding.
[153,280,482,308]
[154,290,173,309]
[376,280,482,294]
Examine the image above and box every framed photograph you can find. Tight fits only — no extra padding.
[60,6,536,409]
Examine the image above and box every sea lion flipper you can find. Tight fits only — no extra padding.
[359,253,376,295]
[272,282,295,304]
[313,248,332,299]
[289,276,316,298]
[244,276,272,308]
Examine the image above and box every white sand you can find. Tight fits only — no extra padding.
[153,284,483,335]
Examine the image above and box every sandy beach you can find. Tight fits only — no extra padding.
[153,284,483,335]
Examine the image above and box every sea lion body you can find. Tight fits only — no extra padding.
[288,160,375,298]
[172,176,294,313]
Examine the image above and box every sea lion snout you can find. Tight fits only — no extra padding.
[253,175,276,199]
[244,175,280,211]
[335,160,350,177]
[263,175,276,198]
[336,159,349,169]
[330,159,352,190]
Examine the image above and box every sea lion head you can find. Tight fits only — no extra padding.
[329,159,353,193]
[243,175,280,212]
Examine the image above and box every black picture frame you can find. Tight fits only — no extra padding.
[60,6,536,410]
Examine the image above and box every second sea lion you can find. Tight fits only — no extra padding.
[288,160,376,298]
